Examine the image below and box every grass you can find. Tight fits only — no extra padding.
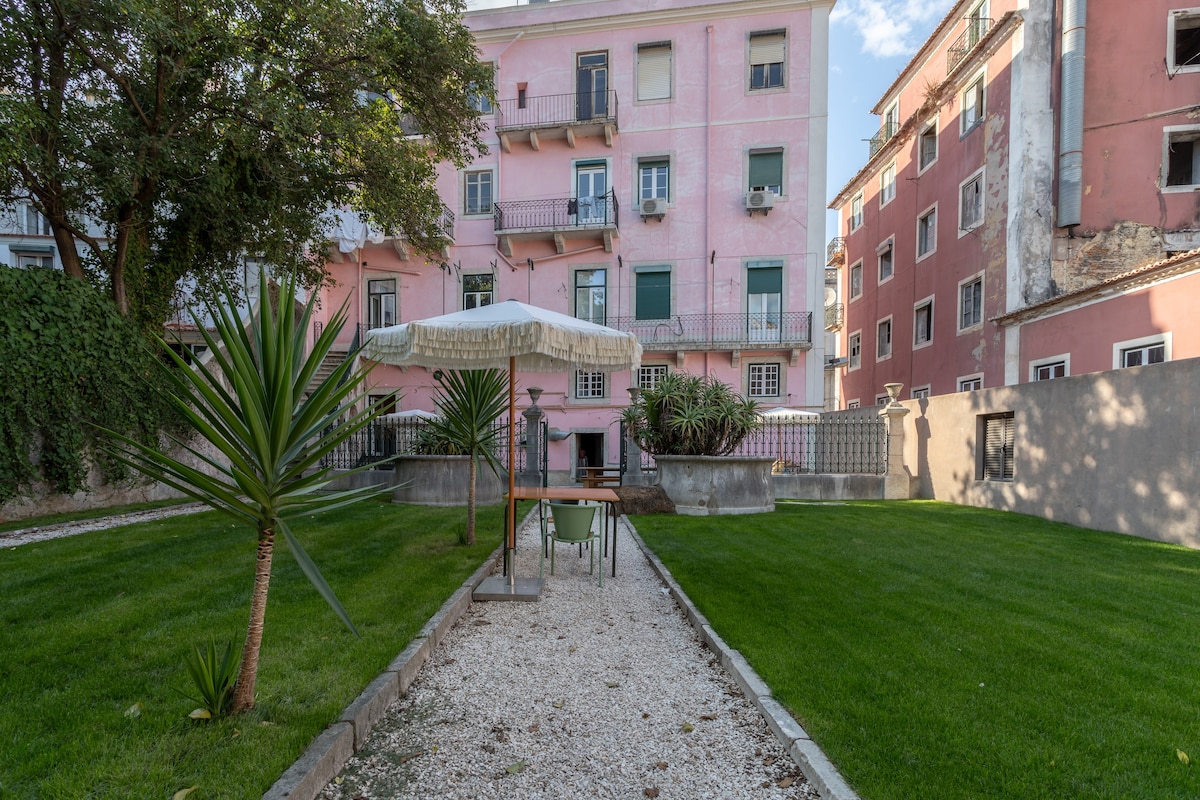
[0,497,194,534]
[633,500,1200,800]
[0,498,508,800]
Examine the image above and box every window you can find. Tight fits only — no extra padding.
[638,365,668,390]
[574,268,607,325]
[368,279,396,329]
[914,298,933,347]
[634,266,671,320]
[879,161,896,206]
[746,259,783,343]
[748,149,783,194]
[849,261,863,299]
[639,159,670,201]
[1034,360,1066,380]
[575,370,606,399]
[917,204,937,259]
[468,64,494,114]
[960,169,983,233]
[848,331,862,370]
[980,413,1014,481]
[911,385,931,399]
[959,275,983,330]
[961,74,985,134]
[875,394,890,406]
[966,1,990,46]
[748,363,781,398]
[637,42,672,101]
[883,100,900,140]
[576,52,609,120]
[463,273,493,310]
[876,317,892,359]
[959,375,982,391]
[14,250,53,268]
[464,169,494,216]
[749,30,785,90]
[22,204,51,236]
[918,120,939,172]
[1164,127,1200,189]
[1114,334,1170,368]
[1168,9,1200,74]
[849,193,863,231]
[575,162,610,222]
[847,399,861,409]
[877,239,894,283]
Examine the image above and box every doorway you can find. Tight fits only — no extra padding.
[575,432,605,480]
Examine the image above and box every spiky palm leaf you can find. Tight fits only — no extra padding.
[104,270,391,712]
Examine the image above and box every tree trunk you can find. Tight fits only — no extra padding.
[231,525,274,713]
[465,454,477,545]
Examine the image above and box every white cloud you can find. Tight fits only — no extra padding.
[831,0,956,59]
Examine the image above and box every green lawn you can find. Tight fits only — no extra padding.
[0,499,504,800]
[633,500,1200,800]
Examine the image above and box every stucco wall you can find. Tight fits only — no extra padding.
[902,357,1200,547]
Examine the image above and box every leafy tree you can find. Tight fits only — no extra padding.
[419,369,508,545]
[0,0,492,329]
[105,270,389,713]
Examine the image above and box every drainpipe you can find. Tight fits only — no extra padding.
[706,25,714,341]
[1057,0,1086,228]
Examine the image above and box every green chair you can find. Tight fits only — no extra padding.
[540,501,601,586]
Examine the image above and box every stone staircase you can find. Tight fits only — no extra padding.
[310,348,352,391]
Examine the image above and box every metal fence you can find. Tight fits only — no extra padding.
[625,416,887,475]
[319,417,537,473]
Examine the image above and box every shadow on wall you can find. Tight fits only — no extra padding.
[904,356,1200,548]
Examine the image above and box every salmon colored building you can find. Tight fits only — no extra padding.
[828,0,1200,408]
[316,0,833,480]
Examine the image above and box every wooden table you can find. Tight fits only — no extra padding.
[578,466,623,489]
[509,486,621,577]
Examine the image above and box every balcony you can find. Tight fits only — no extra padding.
[826,236,846,267]
[609,312,812,358]
[493,190,619,256]
[868,121,899,158]
[825,267,839,285]
[495,90,618,152]
[824,302,844,332]
[947,17,994,74]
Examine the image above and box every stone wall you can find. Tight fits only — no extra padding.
[899,356,1200,548]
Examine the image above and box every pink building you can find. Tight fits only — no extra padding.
[317,0,832,480]
[828,0,1200,408]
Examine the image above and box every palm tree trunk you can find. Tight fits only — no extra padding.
[465,454,477,545]
[231,525,274,713]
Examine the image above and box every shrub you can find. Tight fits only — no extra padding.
[620,372,759,456]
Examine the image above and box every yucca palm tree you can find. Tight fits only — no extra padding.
[105,271,390,713]
[421,369,509,545]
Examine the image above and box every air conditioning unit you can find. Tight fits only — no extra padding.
[640,196,668,219]
[745,189,775,214]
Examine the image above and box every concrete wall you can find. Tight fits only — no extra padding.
[901,357,1200,547]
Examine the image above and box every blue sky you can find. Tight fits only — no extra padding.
[826,0,954,236]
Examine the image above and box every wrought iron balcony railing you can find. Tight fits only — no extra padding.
[496,90,618,131]
[868,121,899,158]
[947,17,994,73]
[493,190,619,233]
[826,236,846,266]
[825,302,844,331]
[440,204,455,240]
[609,312,812,351]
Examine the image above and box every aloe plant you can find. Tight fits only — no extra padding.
[180,638,239,719]
[620,372,759,457]
[104,270,390,713]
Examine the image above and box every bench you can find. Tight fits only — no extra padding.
[579,466,622,489]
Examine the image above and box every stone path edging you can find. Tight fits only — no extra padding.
[625,522,862,800]
[261,541,507,800]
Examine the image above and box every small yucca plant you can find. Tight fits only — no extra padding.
[181,638,239,719]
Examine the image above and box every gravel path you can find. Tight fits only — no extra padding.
[0,503,207,547]
[320,511,818,800]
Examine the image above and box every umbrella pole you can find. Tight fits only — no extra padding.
[507,356,516,586]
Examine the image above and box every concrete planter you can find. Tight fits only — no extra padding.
[654,455,776,516]
[391,455,505,507]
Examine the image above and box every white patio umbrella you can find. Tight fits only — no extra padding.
[362,300,642,591]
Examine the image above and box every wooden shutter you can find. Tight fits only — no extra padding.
[749,32,786,66]
[635,268,671,320]
[637,44,672,101]
[983,414,1014,480]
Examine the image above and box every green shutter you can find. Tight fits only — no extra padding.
[746,266,781,294]
[749,151,782,189]
[635,271,671,320]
